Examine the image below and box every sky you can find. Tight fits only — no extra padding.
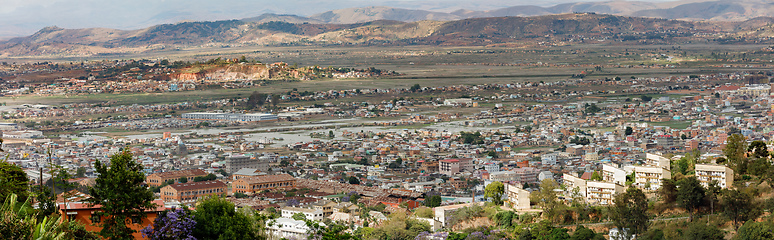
[0,0,680,39]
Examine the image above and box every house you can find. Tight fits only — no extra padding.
[232,168,267,180]
[232,174,296,194]
[310,199,337,217]
[504,182,530,210]
[439,158,473,176]
[146,169,208,187]
[433,202,485,228]
[281,207,324,221]
[59,200,166,240]
[160,180,227,204]
[695,164,734,189]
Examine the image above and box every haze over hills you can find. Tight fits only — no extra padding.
[4,12,774,58]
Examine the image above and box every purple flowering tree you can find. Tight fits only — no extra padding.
[141,208,197,240]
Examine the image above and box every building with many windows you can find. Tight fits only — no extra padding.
[602,164,627,185]
[146,169,208,187]
[695,164,734,189]
[586,181,624,205]
[281,207,324,221]
[232,174,296,194]
[160,180,227,204]
[633,166,671,191]
[645,153,671,170]
[563,173,587,197]
[181,112,278,122]
[504,182,531,209]
[439,158,473,176]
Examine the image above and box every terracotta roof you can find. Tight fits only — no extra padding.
[60,199,166,212]
[167,180,226,191]
[237,174,295,184]
[151,169,207,179]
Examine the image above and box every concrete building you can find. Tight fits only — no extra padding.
[439,158,473,176]
[695,164,734,189]
[281,207,324,221]
[224,154,270,173]
[232,174,296,194]
[563,173,587,197]
[267,218,315,240]
[513,167,540,184]
[602,164,627,185]
[504,182,530,210]
[433,202,485,228]
[538,171,553,181]
[146,169,208,187]
[586,181,624,205]
[633,166,671,191]
[232,168,267,180]
[645,153,670,170]
[483,162,500,173]
[160,180,227,204]
[489,171,517,182]
[181,112,278,122]
[541,154,557,166]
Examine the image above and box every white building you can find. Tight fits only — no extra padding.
[541,154,558,166]
[443,98,473,106]
[586,181,624,205]
[538,171,553,181]
[280,207,324,221]
[267,217,317,239]
[633,166,671,191]
[602,164,627,185]
[504,182,531,210]
[563,173,587,197]
[433,202,485,228]
[181,112,278,122]
[483,162,500,173]
[695,164,734,189]
[645,153,670,170]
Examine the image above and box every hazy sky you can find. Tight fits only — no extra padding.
[0,0,679,38]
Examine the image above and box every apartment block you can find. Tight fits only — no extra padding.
[563,173,587,197]
[281,207,324,221]
[504,182,530,209]
[633,166,671,191]
[586,181,624,205]
[147,169,208,187]
[160,180,227,204]
[602,164,627,185]
[645,153,670,170]
[439,158,473,176]
[232,174,296,194]
[695,164,734,189]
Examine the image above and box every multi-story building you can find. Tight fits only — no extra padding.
[645,153,670,170]
[59,200,166,239]
[512,167,540,184]
[483,162,500,173]
[232,174,296,194]
[281,207,324,221]
[232,168,267,180]
[602,164,627,185]
[160,180,227,204]
[181,112,278,122]
[310,200,337,217]
[225,155,256,173]
[439,158,473,176]
[504,182,530,209]
[146,169,208,187]
[586,181,624,205]
[267,218,314,240]
[695,164,734,189]
[633,166,671,191]
[656,135,674,149]
[489,171,517,182]
[541,154,557,166]
[563,173,587,197]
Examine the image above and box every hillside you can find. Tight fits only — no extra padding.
[2,13,774,57]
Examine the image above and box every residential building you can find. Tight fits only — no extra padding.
[504,182,530,210]
[563,173,587,197]
[602,164,627,185]
[483,162,500,173]
[267,218,315,240]
[541,154,557,166]
[181,112,278,122]
[232,168,267,180]
[633,166,671,191]
[512,167,540,184]
[160,180,227,204]
[225,155,256,173]
[538,171,553,181]
[310,200,337,217]
[645,153,670,170]
[59,200,165,240]
[433,202,485,228]
[439,158,473,176]
[489,171,516,182]
[146,169,207,187]
[232,174,296,194]
[695,164,734,189]
[281,207,324,221]
[586,181,624,205]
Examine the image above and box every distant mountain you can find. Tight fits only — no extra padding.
[310,6,459,24]
[242,13,322,24]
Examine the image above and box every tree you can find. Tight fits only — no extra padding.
[724,134,748,174]
[530,179,561,222]
[410,84,421,92]
[677,177,705,222]
[348,176,360,185]
[571,226,605,240]
[624,127,633,136]
[88,150,156,240]
[271,94,280,107]
[0,160,29,202]
[747,140,768,159]
[590,171,602,181]
[683,221,724,240]
[658,178,677,204]
[424,195,441,208]
[192,195,255,240]
[734,221,774,240]
[484,182,505,205]
[178,177,188,183]
[610,187,650,240]
[140,208,196,240]
[722,189,759,229]
[76,167,87,178]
